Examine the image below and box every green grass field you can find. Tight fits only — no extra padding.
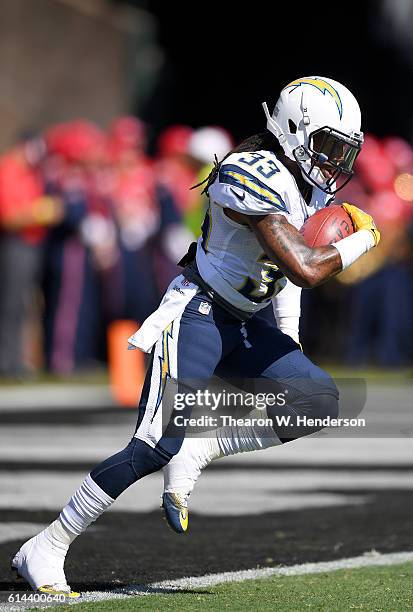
[29,561,413,612]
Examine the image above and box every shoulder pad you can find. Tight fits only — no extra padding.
[209,151,289,215]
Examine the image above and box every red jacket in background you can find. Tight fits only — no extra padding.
[0,151,46,244]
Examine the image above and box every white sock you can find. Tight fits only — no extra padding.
[217,417,281,455]
[29,519,73,570]
[163,414,280,496]
[15,475,115,591]
[163,435,221,496]
[59,474,114,537]
[42,518,76,556]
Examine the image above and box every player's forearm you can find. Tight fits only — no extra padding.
[250,214,342,288]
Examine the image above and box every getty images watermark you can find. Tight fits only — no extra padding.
[172,388,366,430]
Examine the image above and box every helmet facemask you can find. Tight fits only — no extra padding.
[294,126,363,195]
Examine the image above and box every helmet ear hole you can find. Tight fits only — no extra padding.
[288,119,297,134]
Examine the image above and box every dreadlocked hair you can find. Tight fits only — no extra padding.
[191,131,283,196]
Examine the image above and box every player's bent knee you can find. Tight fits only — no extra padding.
[308,391,339,422]
[90,438,171,499]
[267,373,339,441]
[131,438,172,479]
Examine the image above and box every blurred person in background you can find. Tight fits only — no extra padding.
[184,126,233,235]
[155,124,197,217]
[106,115,194,312]
[0,134,62,378]
[104,115,161,324]
[42,120,113,375]
[153,127,197,292]
[337,135,413,366]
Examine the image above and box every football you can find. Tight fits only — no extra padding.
[300,205,354,247]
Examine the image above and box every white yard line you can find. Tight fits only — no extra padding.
[148,550,413,590]
[2,550,413,611]
[90,550,413,597]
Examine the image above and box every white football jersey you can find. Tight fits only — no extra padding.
[196,150,332,313]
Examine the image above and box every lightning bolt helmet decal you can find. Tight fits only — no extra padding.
[285,77,343,119]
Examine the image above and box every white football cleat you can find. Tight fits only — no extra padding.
[11,531,80,598]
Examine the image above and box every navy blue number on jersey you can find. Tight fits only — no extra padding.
[238,254,285,303]
[238,153,280,179]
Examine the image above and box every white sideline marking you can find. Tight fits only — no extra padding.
[2,550,413,611]
[151,550,413,590]
[82,550,413,602]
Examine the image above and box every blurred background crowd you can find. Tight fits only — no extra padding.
[0,118,233,378]
[1,119,413,380]
[1,0,413,381]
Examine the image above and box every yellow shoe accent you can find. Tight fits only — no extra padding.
[38,585,81,598]
[179,508,188,531]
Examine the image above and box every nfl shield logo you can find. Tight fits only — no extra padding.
[198,301,211,315]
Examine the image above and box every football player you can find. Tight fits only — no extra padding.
[12,77,379,595]
[160,77,377,532]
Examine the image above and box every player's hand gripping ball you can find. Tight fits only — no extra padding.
[299,205,354,247]
[341,203,381,246]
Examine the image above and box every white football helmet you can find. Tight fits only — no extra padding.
[263,76,364,194]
